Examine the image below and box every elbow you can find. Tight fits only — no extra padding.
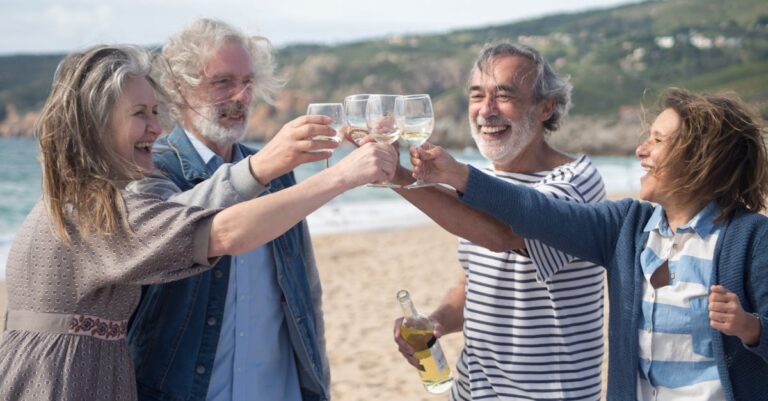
[208,216,247,257]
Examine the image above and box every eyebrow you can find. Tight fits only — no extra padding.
[468,84,519,93]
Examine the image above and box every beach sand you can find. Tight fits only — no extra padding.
[0,223,610,400]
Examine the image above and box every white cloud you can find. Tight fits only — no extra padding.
[0,0,640,55]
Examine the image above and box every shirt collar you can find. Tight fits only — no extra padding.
[643,201,720,237]
[183,128,219,165]
[182,128,246,173]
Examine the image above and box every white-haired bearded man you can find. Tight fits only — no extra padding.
[127,18,339,401]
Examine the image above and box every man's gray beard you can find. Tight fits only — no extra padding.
[470,110,537,165]
[190,106,247,147]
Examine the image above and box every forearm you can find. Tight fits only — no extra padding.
[429,273,467,335]
[208,167,350,257]
[130,158,268,207]
[395,184,524,251]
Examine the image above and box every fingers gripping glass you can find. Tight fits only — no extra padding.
[396,94,435,189]
[365,94,402,188]
[306,103,345,168]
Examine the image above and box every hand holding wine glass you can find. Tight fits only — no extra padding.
[395,94,435,189]
[306,102,345,168]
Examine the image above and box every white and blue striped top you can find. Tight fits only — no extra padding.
[637,202,724,400]
[452,155,606,401]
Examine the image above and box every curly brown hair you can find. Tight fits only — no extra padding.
[654,88,768,221]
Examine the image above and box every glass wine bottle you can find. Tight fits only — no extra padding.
[397,289,454,394]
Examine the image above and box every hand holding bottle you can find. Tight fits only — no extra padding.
[393,316,446,369]
[395,289,453,394]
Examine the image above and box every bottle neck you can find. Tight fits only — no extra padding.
[397,290,418,319]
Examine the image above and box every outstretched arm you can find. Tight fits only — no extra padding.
[129,115,338,208]
[208,143,397,257]
[391,144,523,252]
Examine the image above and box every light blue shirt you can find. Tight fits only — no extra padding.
[184,131,301,401]
[637,201,723,400]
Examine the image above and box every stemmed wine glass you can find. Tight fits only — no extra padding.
[343,94,370,145]
[395,94,435,189]
[365,94,402,188]
[306,102,345,168]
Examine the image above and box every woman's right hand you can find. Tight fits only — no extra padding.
[330,143,398,188]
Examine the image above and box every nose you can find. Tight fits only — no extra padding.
[636,137,650,159]
[478,96,498,118]
[148,114,162,137]
[231,82,253,105]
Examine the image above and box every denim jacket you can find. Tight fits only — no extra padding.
[127,126,329,401]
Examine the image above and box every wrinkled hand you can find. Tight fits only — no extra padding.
[411,143,469,192]
[330,143,398,188]
[393,317,446,371]
[709,285,761,346]
[249,115,339,184]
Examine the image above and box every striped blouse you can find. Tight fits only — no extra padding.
[637,202,723,400]
[452,155,606,401]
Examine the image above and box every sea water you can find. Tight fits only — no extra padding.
[0,138,642,278]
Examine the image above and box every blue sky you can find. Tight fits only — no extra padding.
[1,0,638,55]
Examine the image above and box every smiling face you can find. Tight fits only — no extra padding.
[636,108,681,205]
[184,39,255,146]
[468,55,543,168]
[108,75,161,171]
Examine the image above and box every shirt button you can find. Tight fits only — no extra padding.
[646,326,652,333]
[196,365,206,374]
[651,292,655,300]
[646,357,651,363]
[207,317,217,326]
[214,270,223,279]
[239,331,245,337]
[670,273,675,280]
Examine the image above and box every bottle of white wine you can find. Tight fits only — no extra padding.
[397,289,454,394]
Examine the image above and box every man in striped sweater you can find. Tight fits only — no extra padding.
[392,42,607,400]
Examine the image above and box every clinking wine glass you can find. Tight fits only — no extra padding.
[343,94,370,145]
[395,94,435,189]
[365,94,402,188]
[307,102,345,168]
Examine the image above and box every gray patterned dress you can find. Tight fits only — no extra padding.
[0,192,219,400]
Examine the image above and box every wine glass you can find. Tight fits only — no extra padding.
[307,102,345,168]
[343,94,370,145]
[365,94,402,188]
[395,94,435,189]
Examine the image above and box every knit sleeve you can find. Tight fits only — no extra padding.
[743,224,768,362]
[76,192,222,288]
[461,164,630,268]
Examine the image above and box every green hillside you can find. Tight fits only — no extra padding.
[1,0,766,136]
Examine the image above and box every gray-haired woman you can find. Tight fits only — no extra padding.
[0,44,396,401]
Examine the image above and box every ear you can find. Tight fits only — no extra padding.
[537,98,556,124]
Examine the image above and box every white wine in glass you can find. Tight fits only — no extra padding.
[343,94,370,145]
[395,94,435,189]
[365,94,402,188]
[307,102,345,168]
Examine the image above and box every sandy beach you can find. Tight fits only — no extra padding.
[0,222,610,400]
[0,225,466,400]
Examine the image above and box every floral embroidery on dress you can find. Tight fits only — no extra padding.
[68,315,128,340]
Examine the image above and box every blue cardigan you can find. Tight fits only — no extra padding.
[460,165,768,401]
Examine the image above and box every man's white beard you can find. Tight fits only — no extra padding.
[191,103,248,147]
[470,109,537,165]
